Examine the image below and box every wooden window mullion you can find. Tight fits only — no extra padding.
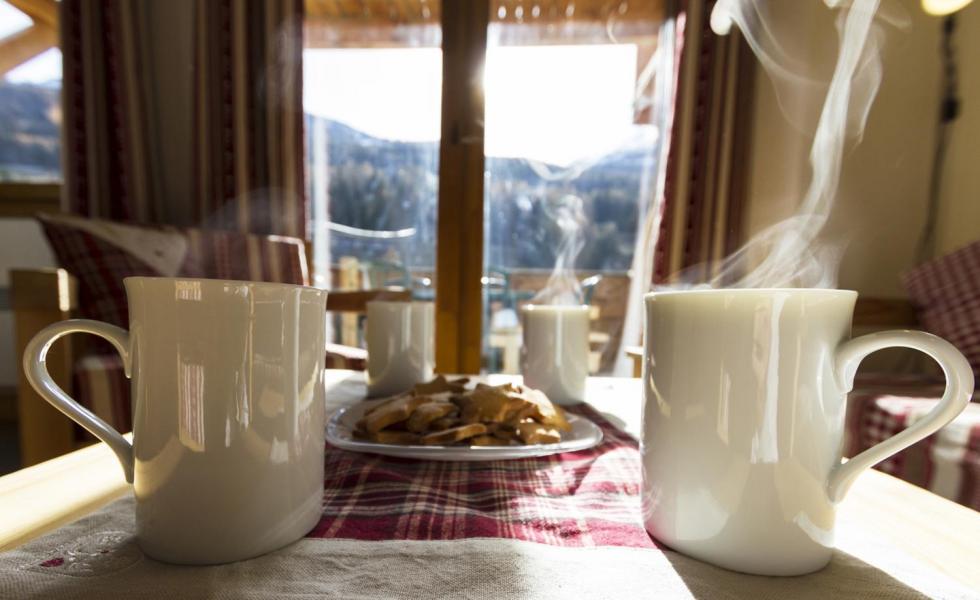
[435,0,488,374]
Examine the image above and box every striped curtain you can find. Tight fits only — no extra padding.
[192,0,308,240]
[652,0,755,285]
[61,0,159,223]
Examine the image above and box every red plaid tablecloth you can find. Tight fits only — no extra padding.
[309,405,655,548]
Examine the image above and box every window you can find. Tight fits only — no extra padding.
[304,2,442,348]
[0,0,61,184]
[303,1,671,373]
[482,33,663,374]
[0,0,62,212]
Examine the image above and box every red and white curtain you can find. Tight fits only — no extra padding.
[191,0,307,239]
[614,0,755,374]
[61,0,159,223]
[60,0,308,240]
[653,0,754,285]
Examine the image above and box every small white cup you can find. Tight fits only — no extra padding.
[366,301,434,397]
[520,304,590,404]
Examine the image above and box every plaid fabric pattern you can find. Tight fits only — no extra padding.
[849,392,980,511]
[903,240,980,378]
[183,229,308,285]
[39,215,179,328]
[74,355,131,435]
[310,406,655,547]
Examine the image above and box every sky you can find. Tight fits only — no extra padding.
[304,44,639,166]
[2,0,640,167]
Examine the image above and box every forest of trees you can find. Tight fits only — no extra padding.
[311,116,659,272]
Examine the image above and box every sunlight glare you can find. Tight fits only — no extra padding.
[302,44,638,166]
[484,44,637,166]
[0,1,30,41]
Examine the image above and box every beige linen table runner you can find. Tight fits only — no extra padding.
[0,377,973,599]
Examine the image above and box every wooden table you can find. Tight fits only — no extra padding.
[1,371,978,594]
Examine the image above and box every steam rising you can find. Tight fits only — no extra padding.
[702,0,901,288]
[532,194,587,305]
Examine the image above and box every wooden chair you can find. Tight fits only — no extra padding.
[10,268,410,468]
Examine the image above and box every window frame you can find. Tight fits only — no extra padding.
[0,0,62,218]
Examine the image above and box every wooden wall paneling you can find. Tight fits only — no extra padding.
[11,269,78,467]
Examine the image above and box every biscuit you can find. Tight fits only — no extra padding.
[364,395,428,433]
[458,387,531,424]
[519,388,571,432]
[406,401,457,433]
[470,435,512,447]
[516,422,562,445]
[420,423,487,445]
[369,430,421,445]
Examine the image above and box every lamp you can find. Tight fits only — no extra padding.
[922,0,974,15]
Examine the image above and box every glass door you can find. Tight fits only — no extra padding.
[304,2,442,348]
[481,3,669,375]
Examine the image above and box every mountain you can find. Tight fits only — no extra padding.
[0,80,61,182]
[311,115,660,272]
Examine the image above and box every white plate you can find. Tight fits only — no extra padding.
[326,404,603,461]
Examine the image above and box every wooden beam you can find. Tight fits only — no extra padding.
[0,23,57,78]
[436,0,488,375]
[326,289,412,313]
[854,297,919,329]
[0,184,61,218]
[6,0,59,28]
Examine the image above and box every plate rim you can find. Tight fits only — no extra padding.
[326,404,603,460]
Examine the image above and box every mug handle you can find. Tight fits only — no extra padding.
[22,319,134,483]
[828,330,974,503]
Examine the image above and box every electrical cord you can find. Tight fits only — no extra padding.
[916,15,960,264]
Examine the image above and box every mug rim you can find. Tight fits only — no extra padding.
[521,304,590,312]
[124,276,325,294]
[645,288,858,300]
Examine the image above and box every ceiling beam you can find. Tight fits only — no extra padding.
[6,0,59,29]
[0,23,57,78]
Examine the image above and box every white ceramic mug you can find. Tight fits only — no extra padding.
[23,277,328,565]
[366,300,434,397]
[642,289,973,576]
[520,305,590,403]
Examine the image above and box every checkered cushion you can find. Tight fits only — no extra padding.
[847,392,980,511]
[38,213,310,328]
[38,214,185,328]
[903,240,980,378]
[182,229,308,285]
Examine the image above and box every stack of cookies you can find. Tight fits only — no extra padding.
[354,375,571,446]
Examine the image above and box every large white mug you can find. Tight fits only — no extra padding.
[520,304,590,403]
[642,289,973,576]
[23,277,328,565]
[366,300,434,397]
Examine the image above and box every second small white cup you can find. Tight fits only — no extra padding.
[520,304,590,404]
[366,300,435,397]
